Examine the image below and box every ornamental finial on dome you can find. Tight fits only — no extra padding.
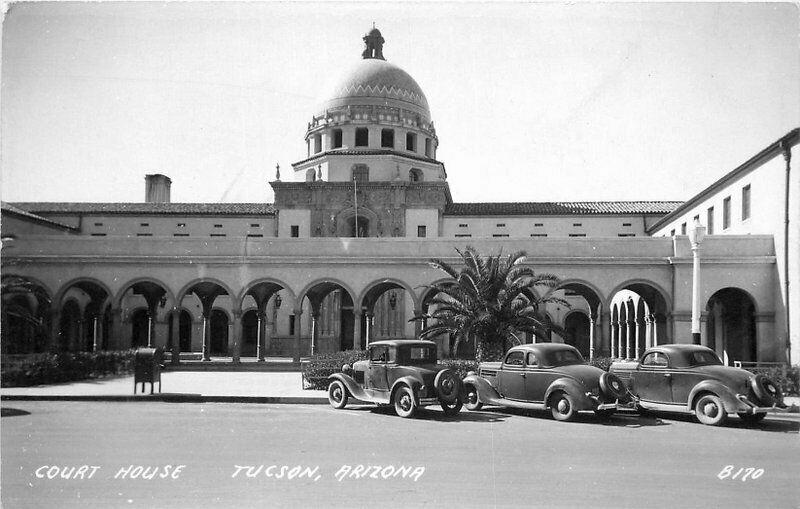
[362,24,385,60]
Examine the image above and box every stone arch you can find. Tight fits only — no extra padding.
[53,277,113,309]
[334,206,378,237]
[358,278,418,344]
[544,279,605,312]
[296,278,357,309]
[176,278,236,305]
[295,278,359,356]
[238,278,296,308]
[605,279,672,315]
[607,279,672,352]
[114,277,175,310]
[705,287,758,366]
[1,274,53,303]
[1,275,53,354]
[357,278,419,312]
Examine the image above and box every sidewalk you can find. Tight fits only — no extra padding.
[0,371,328,404]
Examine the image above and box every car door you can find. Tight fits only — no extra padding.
[498,351,526,399]
[523,351,554,403]
[367,346,389,392]
[633,352,674,404]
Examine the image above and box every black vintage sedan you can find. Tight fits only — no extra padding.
[610,344,787,426]
[462,344,630,421]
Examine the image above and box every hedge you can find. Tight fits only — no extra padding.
[1,350,136,387]
[302,350,368,390]
[588,357,613,372]
[744,365,800,396]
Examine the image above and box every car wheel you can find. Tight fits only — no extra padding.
[327,380,348,409]
[751,375,781,406]
[440,399,463,416]
[463,383,483,411]
[550,391,577,422]
[394,385,417,418]
[594,409,615,420]
[738,412,767,425]
[434,370,461,404]
[694,393,727,426]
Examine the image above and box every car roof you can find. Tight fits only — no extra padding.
[647,344,715,355]
[368,339,436,348]
[507,343,579,355]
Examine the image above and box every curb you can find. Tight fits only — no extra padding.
[0,394,329,404]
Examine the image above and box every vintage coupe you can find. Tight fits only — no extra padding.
[462,344,629,421]
[327,339,462,418]
[609,344,787,426]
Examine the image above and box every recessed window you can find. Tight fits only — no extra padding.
[534,223,544,227]
[622,222,632,227]
[290,225,299,238]
[454,234,472,238]
[90,233,106,237]
[406,132,417,151]
[496,223,506,227]
[572,223,582,227]
[247,234,264,238]
[417,225,427,238]
[723,196,731,229]
[381,129,394,148]
[352,165,369,183]
[210,233,226,237]
[530,233,548,237]
[313,134,322,153]
[492,234,509,238]
[425,138,432,157]
[174,233,189,237]
[670,229,675,236]
[137,233,152,237]
[681,223,687,235]
[409,168,423,182]
[94,222,103,227]
[332,129,343,149]
[355,128,369,147]
[617,233,635,237]
[569,233,586,237]
[458,223,468,228]
[250,223,260,228]
[176,223,186,228]
[214,224,223,228]
[742,185,751,220]
[140,223,149,227]
[707,206,715,235]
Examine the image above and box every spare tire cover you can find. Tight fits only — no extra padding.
[434,370,461,404]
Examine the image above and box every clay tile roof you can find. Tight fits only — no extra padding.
[444,201,683,216]
[11,202,276,216]
[1,202,79,231]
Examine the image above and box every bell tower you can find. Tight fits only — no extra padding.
[361,26,385,60]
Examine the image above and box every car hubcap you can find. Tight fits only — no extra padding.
[332,387,342,402]
[557,399,569,414]
[399,394,411,411]
[467,390,477,404]
[703,401,718,417]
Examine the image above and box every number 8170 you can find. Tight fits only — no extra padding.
[717,465,764,481]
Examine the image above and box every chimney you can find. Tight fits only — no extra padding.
[145,174,172,203]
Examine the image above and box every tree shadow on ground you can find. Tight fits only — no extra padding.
[343,404,510,423]
[1,407,31,417]
[475,406,670,427]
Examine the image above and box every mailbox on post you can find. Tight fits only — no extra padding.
[134,347,164,394]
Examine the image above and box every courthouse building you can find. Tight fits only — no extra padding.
[2,28,798,365]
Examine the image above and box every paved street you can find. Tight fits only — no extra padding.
[2,402,798,509]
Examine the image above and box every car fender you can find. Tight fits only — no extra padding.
[390,376,423,404]
[544,378,595,410]
[328,373,369,401]
[687,380,741,413]
[462,373,501,403]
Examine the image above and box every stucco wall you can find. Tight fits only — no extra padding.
[442,214,660,238]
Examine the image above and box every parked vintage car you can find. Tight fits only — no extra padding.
[462,343,630,421]
[327,339,462,418]
[609,344,787,426]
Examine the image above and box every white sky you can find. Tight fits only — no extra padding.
[1,1,798,204]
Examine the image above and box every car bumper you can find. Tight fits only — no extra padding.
[418,397,440,407]
[736,395,789,414]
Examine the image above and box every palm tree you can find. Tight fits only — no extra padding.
[412,246,564,362]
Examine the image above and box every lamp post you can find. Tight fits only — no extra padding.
[688,217,706,345]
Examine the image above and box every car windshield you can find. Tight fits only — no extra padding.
[547,349,584,366]
[687,351,723,366]
[404,346,436,364]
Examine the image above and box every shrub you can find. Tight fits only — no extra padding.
[1,350,136,387]
[588,357,613,372]
[302,350,367,390]
[439,358,479,379]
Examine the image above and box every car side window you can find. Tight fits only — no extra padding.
[370,347,387,363]
[505,351,524,366]
[642,352,667,367]
[526,352,538,367]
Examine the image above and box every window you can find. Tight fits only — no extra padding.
[492,234,509,238]
[569,233,586,237]
[313,134,322,153]
[176,223,186,228]
[355,128,369,147]
[250,223,260,228]
[137,233,152,237]
[458,223,468,228]
[681,223,687,235]
[174,233,189,237]
[409,168,423,182]
[417,225,427,238]
[742,185,751,220]
[247,234,263,238]
[424,138,432,157]
[94,222,103,227]
[289,315,295,336]
[406,132,416,151]
[214,224,223,228]
[622,222,632,227]
[534,223,544,227]
[496,223,506,227]
[454,234,472,238]
[140,223,149,227]
[707,207,714,235]
[370,346,388,362]
[331,129,343,149]
[352,165,369,182]
[617,233,635,237]
[504,351,524,366]
[526,352,538,366]
[642,352,667,367]
[693,214,699,223]
[573,223,582,227]
[290,225,299,238]
[670,229,675,236]
[381,129,394,148]
[90,233,106,237]
[530,233,548,237]
[210,233,226,237]
[723,196,731,229]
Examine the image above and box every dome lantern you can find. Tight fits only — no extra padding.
[362,25,385,60]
